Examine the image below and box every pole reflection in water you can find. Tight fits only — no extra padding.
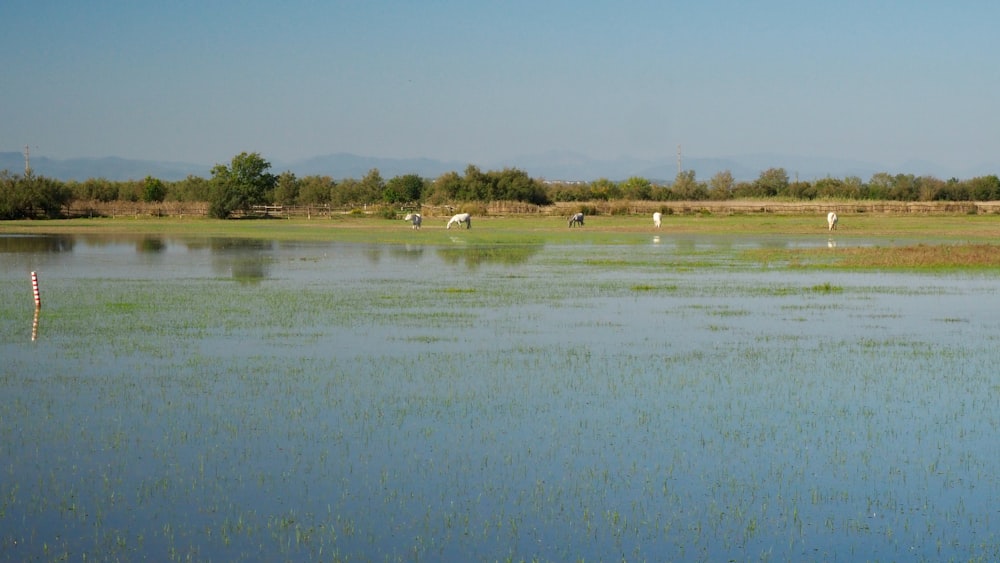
[31,306,40,342]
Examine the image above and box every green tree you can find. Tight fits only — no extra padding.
[935,177,969,201]
[547,181,592,202]
[620,176,652,200]
[298,175,334,205]
[273,171,300,205]
[358,169,386,203]
[384,174,425,204]
[118,180,144,202]
[142,176,167,203]
[842,176,863,199]
[917,176,944,201]
[814,177,843,199]
[889,174,918,201]
[707,170,735,200]
[426,171,463,203]
[171,175,210,202]
[488,168,550,204]
[589,178,621,201]
[208,152,277,218]
[0,171,72,219]
[671,170,707,200]
[968,175,1000,200]
[462,165,490,200]
[786,180,815,199]
[753,168,788,197]
[865,172,894,200]
[75,177,118,202]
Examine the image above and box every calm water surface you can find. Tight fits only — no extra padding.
[2,233,999,561]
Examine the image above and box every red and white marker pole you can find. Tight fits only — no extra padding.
[31,271,41,308]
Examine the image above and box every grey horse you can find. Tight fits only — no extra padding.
[568,212,585,227]
[404,213,422,230]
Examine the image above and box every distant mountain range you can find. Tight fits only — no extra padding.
[1,150,992,183]
[0,154,209,183]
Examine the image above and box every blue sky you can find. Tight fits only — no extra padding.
[3,1,999,175]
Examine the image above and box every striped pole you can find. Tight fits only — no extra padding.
[31,271,41,308]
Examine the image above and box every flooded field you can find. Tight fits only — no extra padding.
[2,232,1000,561]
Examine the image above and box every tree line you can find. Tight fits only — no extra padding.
[3,151,1000,219]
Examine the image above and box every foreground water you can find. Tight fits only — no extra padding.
[2,233,999,561]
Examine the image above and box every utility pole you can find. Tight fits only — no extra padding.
[24,144,32,176]
[676,144,682,176]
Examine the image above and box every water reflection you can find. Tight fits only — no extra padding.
[758,238,790,249]
[136,236,166,253]
[389,244,426,261]
[436,244,542,269]
[363,247,383,264]
[2,232,999,562]
[208,238,275,282]
[31,307,40,341]
[0,234,75,253]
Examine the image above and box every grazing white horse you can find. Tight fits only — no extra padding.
[446,212,472,229]
[827,212,838,231]
[404,213,422,230]
[568,212,584,227]
[653,212,662,229]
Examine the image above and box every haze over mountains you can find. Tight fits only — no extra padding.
[0,150,991,184]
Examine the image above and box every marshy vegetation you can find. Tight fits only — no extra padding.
[2,216,1000,561]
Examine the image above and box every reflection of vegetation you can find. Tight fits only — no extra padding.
[389,245,425,261]
[208,238,273,253]
[209,238,274,281]
[0,235,74,253]
[436,244,542,268]
[229,258,270,282]
[136,236,166,253]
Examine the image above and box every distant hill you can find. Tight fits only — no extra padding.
[275,153,469,180]
[0,152,209,182]
[2,150,988,183]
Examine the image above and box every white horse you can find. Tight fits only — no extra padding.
[568,212,584,227]
[446,212,472,229]
[404,213,422,230]
[827,212,838,231]
[653,212,662,229]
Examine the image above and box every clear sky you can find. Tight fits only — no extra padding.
[3,1,999,174]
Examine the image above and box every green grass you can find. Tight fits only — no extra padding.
[5,212,1000,242]
[745,243,1000,270]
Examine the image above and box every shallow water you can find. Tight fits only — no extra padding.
[2,234,999,561]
